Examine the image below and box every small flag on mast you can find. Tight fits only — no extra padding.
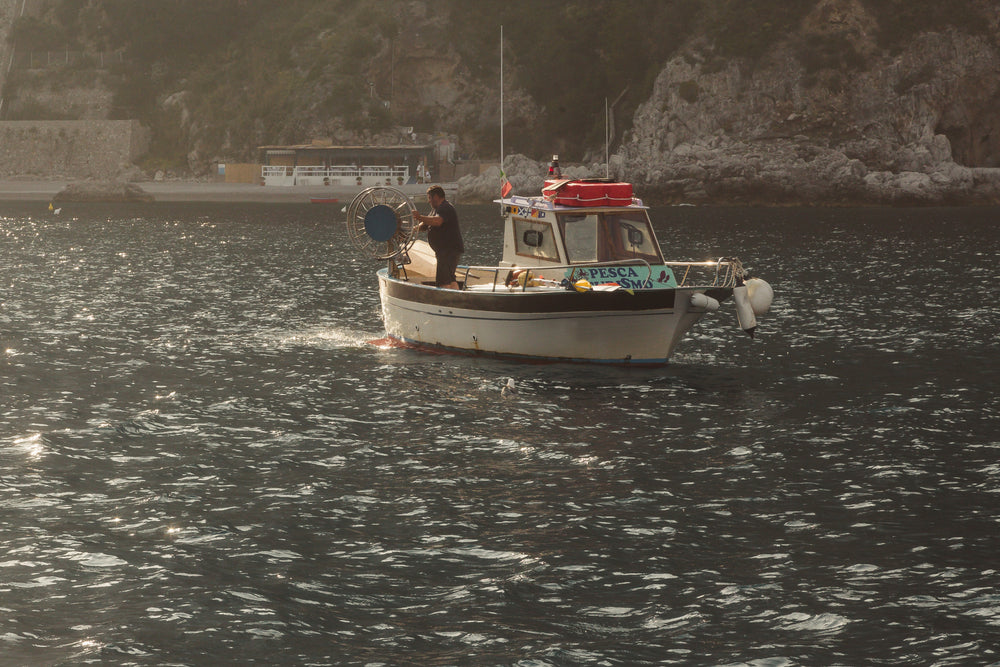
[500,174,512,197]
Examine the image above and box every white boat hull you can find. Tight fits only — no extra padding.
[377,270,729,365]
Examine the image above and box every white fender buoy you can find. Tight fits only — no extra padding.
[733,284,757,338]
[745,278,773,316]
[689,292,720,312]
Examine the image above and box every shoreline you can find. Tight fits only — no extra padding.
[0,179,457,204]
[2,178,999,208]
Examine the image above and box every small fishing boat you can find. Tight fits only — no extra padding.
[345,179,772,365]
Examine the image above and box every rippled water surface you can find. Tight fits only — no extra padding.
[2,201,999,665]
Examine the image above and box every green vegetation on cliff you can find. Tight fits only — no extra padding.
[5,0,997,172]
[97,0,401,169]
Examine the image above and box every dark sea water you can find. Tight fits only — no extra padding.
[1,200,998,666]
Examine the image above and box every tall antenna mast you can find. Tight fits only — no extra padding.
[500,25,504,179]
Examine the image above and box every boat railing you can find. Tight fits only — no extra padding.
[665,258,745,288]
[459,259,654,292]
[458,257,745,292]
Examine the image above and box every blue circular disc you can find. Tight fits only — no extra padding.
[364,205,398,242]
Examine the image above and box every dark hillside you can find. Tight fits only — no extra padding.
[3,0,998,198]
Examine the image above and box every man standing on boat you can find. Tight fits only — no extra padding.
[414,185,464,289]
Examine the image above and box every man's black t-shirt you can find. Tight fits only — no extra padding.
[427,200,464,255]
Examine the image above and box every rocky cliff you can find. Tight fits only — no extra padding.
[617,0,1000,205]
[7,0,1000,205]
[459,1,1000,205]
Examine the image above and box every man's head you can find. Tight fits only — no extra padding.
[426,185,446,207]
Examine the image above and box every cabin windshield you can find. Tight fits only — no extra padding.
[558,210,663,264]
[559,213,599,262]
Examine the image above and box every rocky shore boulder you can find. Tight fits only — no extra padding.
[54,181,154,203]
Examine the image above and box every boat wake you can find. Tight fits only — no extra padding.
[365,336,458,357]
[272,326,379,350]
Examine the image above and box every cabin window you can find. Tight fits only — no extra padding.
[522,229,544,247]
[513,218,559,262]
[602,212,663,263]
[559,213,599,263]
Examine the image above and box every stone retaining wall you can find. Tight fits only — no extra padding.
[0,120,150,178]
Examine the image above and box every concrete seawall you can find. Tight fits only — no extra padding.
[0,120,150,179]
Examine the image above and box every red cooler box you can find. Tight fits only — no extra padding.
[543,179,633,207]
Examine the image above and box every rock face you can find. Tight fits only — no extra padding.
[619,1,1000,204]
[54,181,154,203]
[463,3,1000,205]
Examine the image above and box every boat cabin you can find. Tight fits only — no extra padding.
[501,201,664,270]
[401,179,679,292]
[499,180,664,269]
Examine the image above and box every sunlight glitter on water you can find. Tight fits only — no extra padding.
[5,433,46,459]
[1,203,999,665]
